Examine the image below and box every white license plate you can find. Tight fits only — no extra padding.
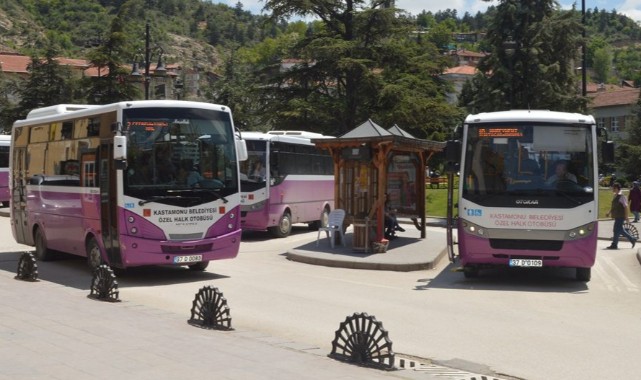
[509,259,543,267]
[174,255,203,264]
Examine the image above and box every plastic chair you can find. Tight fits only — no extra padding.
[316,209,346,248]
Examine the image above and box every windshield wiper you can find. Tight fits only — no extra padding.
[138,195,186,206]
[192,188,229,203]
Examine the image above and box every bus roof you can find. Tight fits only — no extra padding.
[465,110,595,125]
[242,131,334,145]
[13,100,232,127]
[0,134,9,145]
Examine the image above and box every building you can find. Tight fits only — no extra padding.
[588,83,640,140]
[0,52,180,102]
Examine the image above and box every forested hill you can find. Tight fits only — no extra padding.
[2,0,641,66]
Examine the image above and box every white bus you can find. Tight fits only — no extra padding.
[240,131,334,237]
[10,101,248,271]
[446,110,613,281]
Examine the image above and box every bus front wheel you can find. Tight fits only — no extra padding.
[34,227,54,261]
[269,211,292,238]
[463,265,479,278]
[576,267,591,282]
[188,261,209,271]
[86,238,104,271]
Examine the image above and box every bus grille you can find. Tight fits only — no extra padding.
[161,243,213,253]
[168,233,204,240]
[489,239,563,251]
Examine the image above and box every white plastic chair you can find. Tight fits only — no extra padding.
[316,209,346,248]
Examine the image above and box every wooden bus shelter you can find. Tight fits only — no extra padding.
[313,119,445,252]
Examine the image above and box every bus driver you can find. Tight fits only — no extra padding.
[546,160,577,185]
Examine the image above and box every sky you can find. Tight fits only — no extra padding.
[217,0,641,22]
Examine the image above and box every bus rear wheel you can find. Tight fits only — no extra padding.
[86,238,104,271]
[34,227,54,261]
[309,207,330,230]
[188,261,209,271]
[269,211,292,238]
[576,267,591,282]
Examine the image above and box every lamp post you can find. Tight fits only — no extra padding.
[582,0,587,97]
[131,21,166,100]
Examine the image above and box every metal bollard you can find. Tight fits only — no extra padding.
[88,264,120,302]
[15,251,39,282]
[329,312,395,369]
[188,285,232,330]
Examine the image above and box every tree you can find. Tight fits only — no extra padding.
[260,0,459,136]
[592,47,612,84]
[618,95,641,181]
[83,10,140,104]
[459,0,586,113]
[15,45,76,120]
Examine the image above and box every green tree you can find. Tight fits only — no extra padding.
[83,10,140,104]
[15,46,76,119]
[261,0,459,136]
[459,0,586,113]
[592,47,612,84]
[618,95,641,180]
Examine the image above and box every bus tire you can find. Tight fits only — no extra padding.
[1,201,8,207]
[463,265,479,278]
[269,211,292,238]
[34,227,54,261]
[576,267,591,282]
[188,261,209,271]
[86,238,104,271]
[309,207,330,230]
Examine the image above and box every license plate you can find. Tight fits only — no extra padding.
[174,255,203,264]
[509,259,543,267]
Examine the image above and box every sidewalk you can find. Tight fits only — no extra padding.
[288,217,641,270]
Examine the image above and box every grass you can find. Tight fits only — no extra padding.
[426,185,615,219]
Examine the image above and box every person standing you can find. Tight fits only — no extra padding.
[605,183,636,249]
[629,181,641,223]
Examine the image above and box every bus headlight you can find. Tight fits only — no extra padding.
[566,223,594,239]
[128,216,135,223]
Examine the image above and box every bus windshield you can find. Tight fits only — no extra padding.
[239,140,267,191]
[124,107,238,205]
[462,122,595,207]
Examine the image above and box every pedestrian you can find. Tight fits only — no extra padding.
[605,183,637,249]
[629,181,641,223]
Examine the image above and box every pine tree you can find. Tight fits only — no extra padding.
[460,0,586,113]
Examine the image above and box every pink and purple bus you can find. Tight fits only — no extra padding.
[10,101,248,271]
[0,135,9,207]
[446,110,613,281]
[239,131,334,237]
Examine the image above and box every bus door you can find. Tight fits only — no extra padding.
[11,147,28,244]
[98,141,122,267]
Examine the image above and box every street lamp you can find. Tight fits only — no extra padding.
[131,21,166,100]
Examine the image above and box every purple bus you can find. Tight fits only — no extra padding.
[0,135,9,207]
[240,131,334,237]
[10,101,248,271]
[445,110,613,282]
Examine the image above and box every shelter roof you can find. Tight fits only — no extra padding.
[340,119,391,138]
[388,124,415,138]
[312,119,445,153]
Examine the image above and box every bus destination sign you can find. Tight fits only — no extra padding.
[478,127,523,138]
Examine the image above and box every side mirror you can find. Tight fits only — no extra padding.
[236,139,248,161]
[602,141,614,163]
[114,135,127,170]
[445,140,461,164]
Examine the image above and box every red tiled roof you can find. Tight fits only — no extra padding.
[442,65,477,75]
[0,52,90,74]
[589,87,640,108]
